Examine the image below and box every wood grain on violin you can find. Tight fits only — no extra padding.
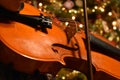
[0,3,67,75]
[68,32,120,79]
[0,3,70,64]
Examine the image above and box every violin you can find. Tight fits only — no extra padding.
[64,31,120,80]
[0,3,120,80]
[0,2,68,73]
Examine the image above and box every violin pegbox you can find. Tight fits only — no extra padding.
[35,13,52,33]
[39,13,52,29]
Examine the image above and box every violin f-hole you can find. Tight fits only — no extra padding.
[52,43,79,51]
[51,47,58,54]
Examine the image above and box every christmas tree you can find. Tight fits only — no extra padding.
[26,0,120,48]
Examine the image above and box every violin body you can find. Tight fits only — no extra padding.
[0,3,120,80]
[0,3,68,73]
[64,31,120,80]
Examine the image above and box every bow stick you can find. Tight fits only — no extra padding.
[83,0,93,80]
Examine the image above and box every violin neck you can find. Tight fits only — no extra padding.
[0,6,52,31]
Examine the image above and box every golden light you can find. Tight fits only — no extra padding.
[94,6,98,9]
[102,5,105,8]
[113,26,117,30]
[43,9,47,12]
[80,9,84,12]
[108,37,114,41]
[62,7,66,11]
[112,21,117,26]
[62,76,66,80]
[107,1,110,4]
[116,37,120,42]
[99,7,105,12]
[69,10,72,13]
[72,16,76,20]
[103,3,107,6]
[69,9,77,14]
[50,0,56,3]
[79,24,84,28]
[65,22,69,26]
[74,10,77,14]
[59,3,62,7]
[39,3,43,7]
[108,12,112,16]
[87,8,90,11]
[92,9,95,12]
[44,5,47,8]
[73,70,80,74]
[66,74,69,77]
